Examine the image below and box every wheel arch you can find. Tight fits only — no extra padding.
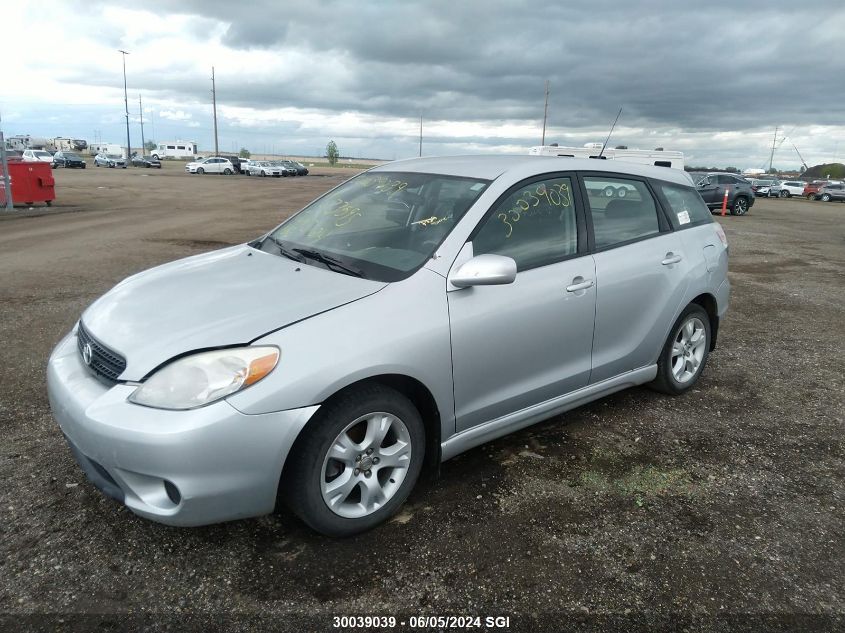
[690,292,719,351]
[278,373,442,501]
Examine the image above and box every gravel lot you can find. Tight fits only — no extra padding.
[1,165,843,632]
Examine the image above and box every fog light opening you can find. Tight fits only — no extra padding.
[164,480,181,505]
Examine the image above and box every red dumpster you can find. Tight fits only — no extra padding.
[0,160,56,207]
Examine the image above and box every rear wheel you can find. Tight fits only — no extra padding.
[650,304,711,395]
[223,168,232,175]
[282,384,425,537]
[730,196,748,216]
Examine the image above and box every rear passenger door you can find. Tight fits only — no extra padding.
[581,174,690,383]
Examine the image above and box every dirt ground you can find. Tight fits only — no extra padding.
[0,163,843,632]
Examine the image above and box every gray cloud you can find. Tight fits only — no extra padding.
[13,0,845,166]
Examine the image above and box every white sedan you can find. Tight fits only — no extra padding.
[185,157,236,175]
[22,149,55,164]
[248,161,283,177]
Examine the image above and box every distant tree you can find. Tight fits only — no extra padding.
[144,140,157,151]
[724,166,739,173]
[766,167,778,174]
[238,147,251,158]
[326,140,339,166]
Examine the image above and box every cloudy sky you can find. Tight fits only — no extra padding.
[3,0,844,169]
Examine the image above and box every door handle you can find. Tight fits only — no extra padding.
[662,253,683,265]
[566,279,594,292]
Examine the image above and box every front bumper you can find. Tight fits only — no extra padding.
[47,331,318,526]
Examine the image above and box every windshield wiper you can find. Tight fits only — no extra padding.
[292,248,365,278]
[265,236,304,263]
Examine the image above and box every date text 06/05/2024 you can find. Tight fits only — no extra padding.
[332,615,511,629]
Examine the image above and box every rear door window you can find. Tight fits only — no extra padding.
[583,177,661,249]
[656,182,714,228]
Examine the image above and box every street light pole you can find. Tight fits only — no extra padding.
[119,50,131,162]
[139,94,146,157]
[211,66,219,157]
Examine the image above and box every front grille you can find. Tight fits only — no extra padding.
[77,322,127,383]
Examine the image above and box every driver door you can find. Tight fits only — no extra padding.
[448,174,596,432]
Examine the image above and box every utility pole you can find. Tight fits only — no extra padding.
[211,66,219,157]
[768,126,778,172]
[0,111,12,210]
[118,50,131,161]
[138,94,146,156]
[541,80,549,145]
[419,114,423,157]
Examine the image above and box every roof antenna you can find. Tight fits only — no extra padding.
[596,107,622,159]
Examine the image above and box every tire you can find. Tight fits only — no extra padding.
[730,196,749,216]
[197,167,205,175]
[261,171,266,177]
[81,164,86,169]
[603,185,615,198]
[779,190,789,198]
[821,193,831,202]
[282,384,425,537]
[223,168,232,175]
[650,304,711,395]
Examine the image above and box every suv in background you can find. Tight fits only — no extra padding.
[749,178,779,197]
[768,180,805,198]
[817,183,845,202]
[804,180,842,200]
[695,173,755,215]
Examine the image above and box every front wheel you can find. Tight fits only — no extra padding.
[197,167,205,175]
[261,171,266,177]
[282,384,425,537]
[821,193,832,202]
[779,190,789,198]
[730,196,748,216]
[650,304,711,395]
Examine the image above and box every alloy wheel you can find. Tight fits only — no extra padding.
[320,412,412,519]
[671,317,707,384]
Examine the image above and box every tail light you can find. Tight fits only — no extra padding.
[715,223,728,248]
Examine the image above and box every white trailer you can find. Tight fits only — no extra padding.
[528,143,685,170]
[89,143,125,157]
[150,141,198,160]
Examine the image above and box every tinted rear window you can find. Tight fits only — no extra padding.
[657,182,713,228]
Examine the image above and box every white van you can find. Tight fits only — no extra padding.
[529,143,685,170]
[150,141,198,160]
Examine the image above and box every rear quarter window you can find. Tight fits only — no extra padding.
[656,182,713,228]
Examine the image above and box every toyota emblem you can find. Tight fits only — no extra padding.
[82,343,93,366]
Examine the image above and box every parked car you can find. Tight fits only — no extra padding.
[22,149,54,164]
[271,160,297,177]
[749,178,779,197]
[130,155,162,169]
[248,161,283,177]
[94,154,127,168]
[185,157,236,175]
[803,180,841,200]
[219,155,243,174]
[47,156,730,536]
[292,161,309,176]
[239,158,254,174]
[279,160,304,176]
[695,172,755,215]
[766,180,802,198]
[52,151,86,169]
[817,183,845,202]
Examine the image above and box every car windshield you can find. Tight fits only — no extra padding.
[106,154,122,159]
[263,171,490,282]
[35,151,51,158]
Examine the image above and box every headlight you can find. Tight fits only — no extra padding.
[129,346,279,410]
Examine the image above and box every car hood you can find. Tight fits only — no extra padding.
[80,245,387,380]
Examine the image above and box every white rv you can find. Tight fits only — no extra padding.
[528,143,685,170]
[88,143,125,158]
[150,141,198,160]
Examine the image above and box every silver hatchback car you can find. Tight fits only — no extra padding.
[47,156,729,536]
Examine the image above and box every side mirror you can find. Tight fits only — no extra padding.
[450,254,517,288]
